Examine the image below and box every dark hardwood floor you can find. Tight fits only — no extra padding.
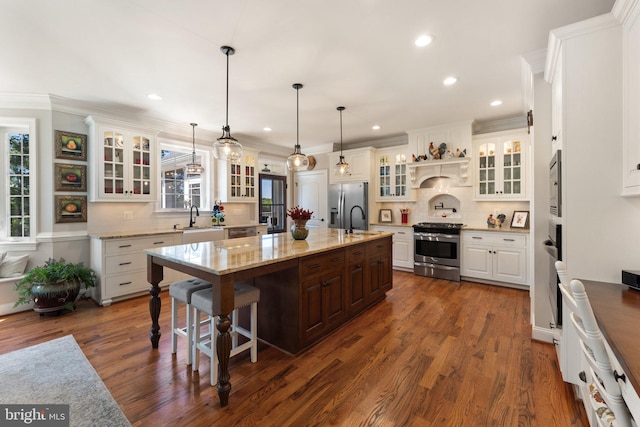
[0,271,588,426]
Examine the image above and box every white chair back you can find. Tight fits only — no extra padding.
[555,260,576,309]
[570,279,633,427]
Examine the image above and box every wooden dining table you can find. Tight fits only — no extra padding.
[144,229,392,407]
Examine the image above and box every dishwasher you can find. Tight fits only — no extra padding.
[227,227,257,239]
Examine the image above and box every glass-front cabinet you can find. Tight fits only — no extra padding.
[85,116,157,202]
[375,147,413,201]
[473,130,528,200]
[216,148,258,202]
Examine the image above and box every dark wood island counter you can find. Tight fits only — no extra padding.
[145,229,393,407]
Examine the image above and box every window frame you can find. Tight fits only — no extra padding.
[0,117,37,250]
[156,139,211,213]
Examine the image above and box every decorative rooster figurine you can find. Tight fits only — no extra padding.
[429,142,439,159]
[438,143,447,159]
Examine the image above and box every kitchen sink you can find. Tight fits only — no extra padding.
[181,227,224,244]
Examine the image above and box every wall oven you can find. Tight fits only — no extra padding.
[413,222,462,281]
[543,221,562,326]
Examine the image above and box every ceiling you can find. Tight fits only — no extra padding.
[2,0,614,153]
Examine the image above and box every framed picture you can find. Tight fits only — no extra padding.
[379,209,393,223]
[55,163,87,192]
[55,195,87,223]
[55,130,87,161]
[511,210,529,229]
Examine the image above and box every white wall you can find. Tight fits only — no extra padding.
[561,22,640,282]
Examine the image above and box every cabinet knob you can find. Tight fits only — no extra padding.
[552,135,558,141]
[552,338,559,346]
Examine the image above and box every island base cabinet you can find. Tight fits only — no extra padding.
[254,236,393,355]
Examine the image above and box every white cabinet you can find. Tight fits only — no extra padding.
[461,231,528,286]
[375,147,414,201]
[370,225,414,270]
[90,233,181,306]
[328,147,374,184]
[473,129,528,200]
[622,2,640,195]
[85,116,157,202]
[216,148,258,202]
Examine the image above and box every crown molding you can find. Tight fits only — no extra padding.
[612,0,639,24]
[545,13,620,83]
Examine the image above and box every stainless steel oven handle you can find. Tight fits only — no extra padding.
[414,232,459,242]
[414,261,459,271]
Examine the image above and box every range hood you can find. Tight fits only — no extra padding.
[407,157,471,188]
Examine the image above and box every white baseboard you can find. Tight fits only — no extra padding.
[532,325,554,343]
[0,301,32,316]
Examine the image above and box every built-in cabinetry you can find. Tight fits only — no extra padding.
[255,236,393,354]
[300,249,347,345]
[328,147,374,184]
[460,230,528,287]
[375,147,414,201]
[90,233,181,306]
[370,225,414,270]
[216,148,258,202]
[85,116,158,202]
[622,1,640,195]
[472,129,528,200]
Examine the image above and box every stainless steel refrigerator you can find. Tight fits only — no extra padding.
[328,182,369,231]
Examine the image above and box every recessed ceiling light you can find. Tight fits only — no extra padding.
[263,127,272,132]
[147,93,162,101]
[443,76,457,86]
[372,125,381,130]
[490,100,503,107]
[414,35,433,47]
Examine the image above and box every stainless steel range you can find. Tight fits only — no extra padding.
[413,222,463,281]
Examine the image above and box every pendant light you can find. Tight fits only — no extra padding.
[213,45,243,161]
[286,83,310,171]
[186,123,204,176]
[334,106,351,177]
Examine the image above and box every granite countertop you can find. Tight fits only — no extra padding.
[90,223,266,240]
[144,228,392,276]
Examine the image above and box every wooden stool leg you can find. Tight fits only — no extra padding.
[193,308,201,371]
[250,302,257,363]
[171,298,178,354]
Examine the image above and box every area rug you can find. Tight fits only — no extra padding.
[0,335,131,427]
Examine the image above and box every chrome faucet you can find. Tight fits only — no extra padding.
[189,205,199,227]
[347,205,366,234]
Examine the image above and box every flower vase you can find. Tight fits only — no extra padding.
[291,220,309,240]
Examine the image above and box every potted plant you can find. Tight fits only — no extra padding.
[14,258,97,314]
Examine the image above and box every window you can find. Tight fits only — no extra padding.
[0,118,36,246]
[159,141,210,211]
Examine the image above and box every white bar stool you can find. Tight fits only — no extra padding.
[191,282,260,386]
[169,277,212,365]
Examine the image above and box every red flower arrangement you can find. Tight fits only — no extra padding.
[287,206,313,220]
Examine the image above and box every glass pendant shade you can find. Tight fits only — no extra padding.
[334,155,351,176]
[186,123,204,176]
[213,125,243,162]
[334,106,350,177]
[287,144,310,171]
[213,45,243,161]
[287,83,309,171]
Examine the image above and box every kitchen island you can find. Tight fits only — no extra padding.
[144,228,393,407]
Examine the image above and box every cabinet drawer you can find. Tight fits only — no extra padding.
[462,231,526,247]
[300,250,345,277]
[105,252,146,274]
[347,246,366,264]
[104,271,148,298]
[367,238,392,257]
[105,235,176,255]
